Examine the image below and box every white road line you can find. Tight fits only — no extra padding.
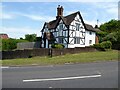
[23,74,101,82]
[1,67,9,69]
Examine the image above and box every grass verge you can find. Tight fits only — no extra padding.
[1,50,118,66]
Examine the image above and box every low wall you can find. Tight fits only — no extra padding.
[17,42,41,50]
[52,47,96,56]
[1,47,96,60]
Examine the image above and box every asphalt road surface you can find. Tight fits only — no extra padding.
[2,61,118,88]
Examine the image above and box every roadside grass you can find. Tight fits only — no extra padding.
[1,50,118,66]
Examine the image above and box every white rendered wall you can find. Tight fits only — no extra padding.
[85,31,96,46]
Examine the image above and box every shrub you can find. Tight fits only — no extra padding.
[93,43,105,51]
[51,43,64,49]
[100,41,112,49]
[2,39,28,51]
[93,41,112,51]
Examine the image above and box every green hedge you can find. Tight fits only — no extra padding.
[1,39,28,51]
[93,41,112,51]
[51,43,65,49]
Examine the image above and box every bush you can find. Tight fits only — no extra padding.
[51,43,64,49]
[2,39,28,51]
[93,41,112,51]
[100,41,112,49]
[93,43,105,51]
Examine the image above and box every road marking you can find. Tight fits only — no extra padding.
[23,74,101,82]
[1,67,9,69]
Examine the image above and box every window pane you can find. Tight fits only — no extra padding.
[89,31,92,35]
[59,24,63,30]
[76,23,80,31]
[74,37,80,44]
[89,40,92,44]
[74,37,76,44]
[59,37,63,43]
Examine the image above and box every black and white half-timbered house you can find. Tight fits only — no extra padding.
[41,5,99,48]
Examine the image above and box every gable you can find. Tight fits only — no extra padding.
[41,11,96,32]
[56,19,67,31]
[70,13,86,32]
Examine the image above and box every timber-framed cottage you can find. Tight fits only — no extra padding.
[41,5,99,48]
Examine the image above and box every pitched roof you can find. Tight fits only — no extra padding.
[85,24,96,32]
[42,11,97,32]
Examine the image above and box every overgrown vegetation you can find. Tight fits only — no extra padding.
[1,34,42,51]
[97,19,120,49]
[25,34,37,42]
[1,39,28,51]
[93,41,112,51]
[1,50,118,66]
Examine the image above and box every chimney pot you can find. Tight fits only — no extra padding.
[56,5,64,19]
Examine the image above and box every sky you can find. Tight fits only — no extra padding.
[0,0,119,39]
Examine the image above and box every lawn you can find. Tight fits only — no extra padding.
[1,50,118,66]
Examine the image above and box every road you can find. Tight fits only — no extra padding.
[2,61,118,88]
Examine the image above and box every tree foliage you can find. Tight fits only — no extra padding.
[93,41,112,51]
[25,34,37,42]
[99,19,120,33]
[2,39,28,51]
[97,19,120,49]
[1,34,42,51]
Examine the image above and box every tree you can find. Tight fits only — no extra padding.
[98,19,120,49]
[96,31,108,43]
[99,19,120,33]
[25,34,37,42]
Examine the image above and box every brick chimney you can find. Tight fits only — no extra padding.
[56,5,63,19]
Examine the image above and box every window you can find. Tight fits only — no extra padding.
[74,37,80,44]
[59,37,63,43]
[89,31,92,35]
[63,31,67,37]
[54,32,57,37]
[76,23,80,31]
[56,32,58,36]
[59,24,63,30]
[74,37,77,44]
[89,40,92,44]
[58,30,63,36]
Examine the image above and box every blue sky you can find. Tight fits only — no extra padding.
[1,1,119,39]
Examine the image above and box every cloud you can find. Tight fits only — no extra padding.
[2,11,55,22]
[0,13,15,19]
[19,13,55,22]
[84,20,97,27]
[91,2,118,20]
[93,2,117,13]
[0,4,15,20]
[107,7,118,19]
[1,27,41,39]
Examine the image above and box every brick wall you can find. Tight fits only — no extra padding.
[1,47,96,60]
